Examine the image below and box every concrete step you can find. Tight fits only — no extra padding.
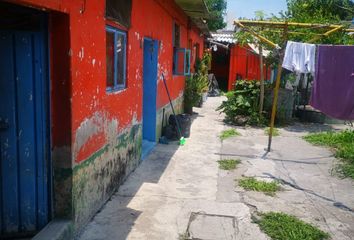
[32,219,73,240]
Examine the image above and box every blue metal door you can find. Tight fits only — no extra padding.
[142,39,158,159]
[143,39,158,142]
[0,29,50,237]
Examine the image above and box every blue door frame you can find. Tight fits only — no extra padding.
[142,38,158,158]
[0,9,50,238]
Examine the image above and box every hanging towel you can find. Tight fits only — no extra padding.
[310,45,354,120]
[282,41,316,75]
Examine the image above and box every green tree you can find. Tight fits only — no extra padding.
[205,0,227,31]
[287,0,354,22]
[285,0,354,44]
[236,1,354,50]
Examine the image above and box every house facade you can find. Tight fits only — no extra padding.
[0,0,208,238]
[210,31,272,91]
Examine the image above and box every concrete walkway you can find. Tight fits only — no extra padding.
[78,96,354,240]
[222,123,354,240]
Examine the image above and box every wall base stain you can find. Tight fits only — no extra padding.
[52,146,73,218]
[72,124,142,234]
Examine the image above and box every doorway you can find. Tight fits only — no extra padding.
[0,3,50,238]
[142,38,158,159]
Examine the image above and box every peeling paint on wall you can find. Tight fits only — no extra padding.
[73,112,120,163]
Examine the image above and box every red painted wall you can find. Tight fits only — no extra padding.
[188,24,205,72]
[11,0,205,163]
[228,44,271,91]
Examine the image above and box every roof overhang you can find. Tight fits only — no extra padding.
[175,0,210,19]
[175,0,211,37]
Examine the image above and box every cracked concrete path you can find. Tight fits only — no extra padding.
[78,96,354,240]
[220,123,354,240]
[78,97,266,240]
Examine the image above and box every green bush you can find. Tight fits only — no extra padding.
[217,80,267,126]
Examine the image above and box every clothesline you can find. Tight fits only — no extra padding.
[233,19,354,151]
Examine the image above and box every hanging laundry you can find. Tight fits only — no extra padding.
[282,41,316,75]
[310,45,354,120]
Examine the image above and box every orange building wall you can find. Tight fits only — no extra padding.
[228,44,271,91]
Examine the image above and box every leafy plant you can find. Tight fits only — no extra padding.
[184,75,201,113]
[238,177,280,196]
[256,212,330,240]
[219,129,240,140]
[184,52,210,113]
[218,159,241,170]
[217,80,267,126]
[304,130,354,179]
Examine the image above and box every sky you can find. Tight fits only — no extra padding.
[225,0,288,29]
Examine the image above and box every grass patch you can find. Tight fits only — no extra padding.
[256,212,329,240]
[238,177,280,196]
[220,129,240,140]
[304,130,354,179]
[178,233,189,240]
[264,127,280,136]
[218,159,241,170]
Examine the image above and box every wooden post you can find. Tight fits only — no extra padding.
[267,22,288,152]
[267,61,283,152]
[259,45,264,116]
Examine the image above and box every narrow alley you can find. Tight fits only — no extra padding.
[2,1,354,240]
[78,96,354,240]
[79,97,265,239]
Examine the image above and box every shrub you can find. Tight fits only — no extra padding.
[217,80,267,126]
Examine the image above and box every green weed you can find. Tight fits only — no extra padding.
[238,177,280,196]
[256,212,329,240]
[220,129,240,140]
[304,130,354,179]
[178,233,190,240]
[218,159,241,170]
[264,127,280,136]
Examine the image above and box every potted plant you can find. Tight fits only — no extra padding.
[184,74,201,114]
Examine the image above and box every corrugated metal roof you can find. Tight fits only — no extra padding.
[210,31,270,57]
[211,32,236,43]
